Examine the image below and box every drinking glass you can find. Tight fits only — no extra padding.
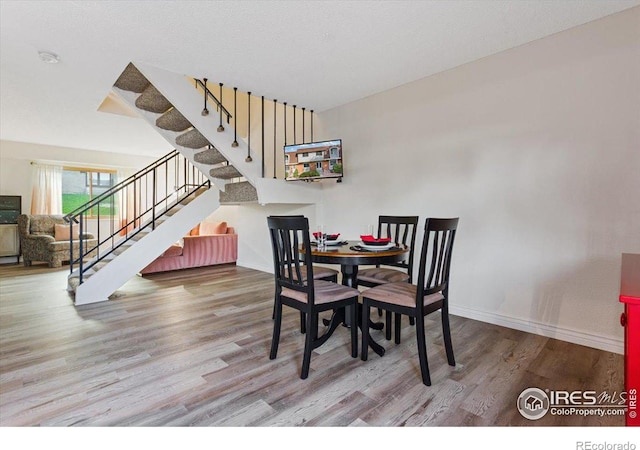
[316,225,326,250]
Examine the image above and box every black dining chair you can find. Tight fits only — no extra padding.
[358,215,418,343]
[269,215,339,333]
[361,217,459,386]
[267,216,359,379]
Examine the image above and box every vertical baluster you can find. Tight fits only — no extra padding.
[283,102,288,146]
[97,197,101,257]
[302,107,306,143]
[79,213,84,284]
[152,166,156,230]
[293,105,297,144]
[133,177,137,234]
[218,83,224,132]
[183,156,187,197]
[311,110,314,142]
[110,189,114,251]
[273,99,277,179]
[261,96,265,178]
[69,218,74,274]
[201,78,209,116]
[232,87,239,147]
[246,92,253,162]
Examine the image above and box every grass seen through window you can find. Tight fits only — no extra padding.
[62,194,116,216]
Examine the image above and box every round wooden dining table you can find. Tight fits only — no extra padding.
[302,240,409,356]
[303,240,409,289]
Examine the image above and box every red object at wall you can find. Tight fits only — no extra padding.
[620,253,640,427]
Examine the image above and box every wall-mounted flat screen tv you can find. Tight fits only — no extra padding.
[284,139,343,181]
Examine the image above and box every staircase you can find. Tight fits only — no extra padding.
[113,63,258,204]
[67,61,323,305]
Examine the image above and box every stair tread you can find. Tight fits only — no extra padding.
[176,129,211,149]
[113,63,149,93]
[220,181,258,203]
[135,85,172,113]
[210,165,242,179]
[193,147,227,165]
[156,108,192,132]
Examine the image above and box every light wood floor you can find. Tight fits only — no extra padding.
[0,262,624,426]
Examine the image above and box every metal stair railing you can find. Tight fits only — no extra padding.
[64,150,211,285]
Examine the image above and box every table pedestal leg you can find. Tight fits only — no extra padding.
[321,264,386,357]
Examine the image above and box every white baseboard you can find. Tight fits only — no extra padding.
[449,304,624,355]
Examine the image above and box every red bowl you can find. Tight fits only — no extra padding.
[360,235,391,245]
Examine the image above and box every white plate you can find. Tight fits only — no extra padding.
[359,242,395,250]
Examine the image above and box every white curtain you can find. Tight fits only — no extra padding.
[30,164,63,215]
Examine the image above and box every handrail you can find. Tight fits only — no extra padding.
[194,79,232,123]
[63,150,180,221]
[66,150,211,286]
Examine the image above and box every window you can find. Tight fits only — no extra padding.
[62,168,116,217]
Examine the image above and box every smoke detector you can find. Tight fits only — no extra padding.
[38,51,60,64]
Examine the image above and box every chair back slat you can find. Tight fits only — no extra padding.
[267,216,315,305]
[377,215,419,280]
[417,218,459,312]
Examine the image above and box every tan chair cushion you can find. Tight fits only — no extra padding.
[358,267,409,285]
[362,282,444,308]
[54,224,79,241]
[200,221,227,235]
[282,280,359,305]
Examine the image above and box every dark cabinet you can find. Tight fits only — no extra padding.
[0,196,21,262]
[0,195,21,224]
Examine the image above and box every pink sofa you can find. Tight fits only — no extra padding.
[140,221,238,275]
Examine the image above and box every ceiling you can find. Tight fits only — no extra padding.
[1,0,639,158]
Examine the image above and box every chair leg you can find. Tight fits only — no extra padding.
[361,301,371,361]
[415,315,432,386]
[271,294,276,319]
[300,312,317,379]
[270,299,283,360]
[385,310,392,340]
[300,312,306,334]
[394,313,401,344]
[350,301,358,358]
[441,308,455,366]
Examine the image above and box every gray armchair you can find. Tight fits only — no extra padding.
[17,214,97,268]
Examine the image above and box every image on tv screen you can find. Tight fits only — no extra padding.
[284,139,343,181]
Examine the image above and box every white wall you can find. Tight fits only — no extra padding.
[311,8,640,353]
[204,203,318,273]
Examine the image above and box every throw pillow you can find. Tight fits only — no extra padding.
[199,221,227,235]
[189,223,200,236]
[54,224,80,241]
